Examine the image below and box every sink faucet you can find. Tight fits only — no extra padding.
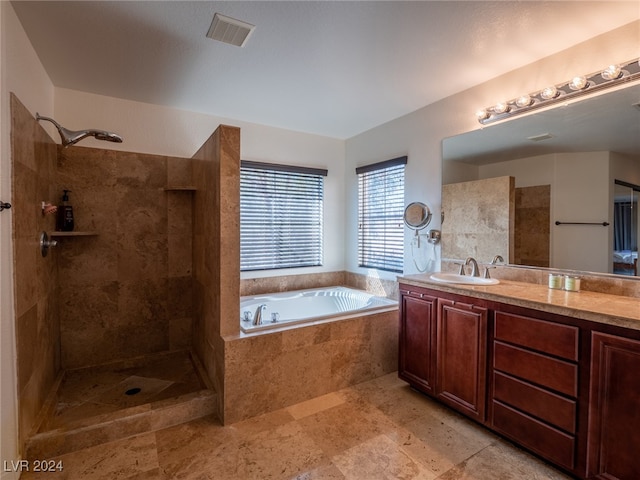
[253,304,267,326]
[465,257,480,277]
[491,255,504,265]
[484,255,505,278]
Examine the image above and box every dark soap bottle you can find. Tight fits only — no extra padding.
[56,189,74,232]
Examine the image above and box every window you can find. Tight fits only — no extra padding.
[240,161,327,271]
[357,156,406,273]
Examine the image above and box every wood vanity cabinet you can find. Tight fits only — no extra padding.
[587,332,640,480]
[398,285,487,421]
[398,286,437,394]
[398,282,640,479]
[436,298,487,422]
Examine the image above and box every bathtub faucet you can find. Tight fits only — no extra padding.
[253,304,267,326]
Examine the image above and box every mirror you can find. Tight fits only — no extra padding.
[443,81,640,276]
[404,202,432,230]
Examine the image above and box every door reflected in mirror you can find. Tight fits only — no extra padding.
[613,180,639,276]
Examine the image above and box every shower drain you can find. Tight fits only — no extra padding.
[125,387,142,396]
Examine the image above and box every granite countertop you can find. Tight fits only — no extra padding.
[398,273,640,332]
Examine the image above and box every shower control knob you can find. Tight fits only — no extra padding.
[39,231,58,257]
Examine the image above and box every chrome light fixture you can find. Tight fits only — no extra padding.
[477,57,640,125]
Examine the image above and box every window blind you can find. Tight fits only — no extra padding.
[240,161,326,271]
[357,157,406,273]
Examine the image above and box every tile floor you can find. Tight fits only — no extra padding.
[22,373,572,480]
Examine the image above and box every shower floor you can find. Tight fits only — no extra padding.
[25,350,217,462]
[40,350,210,432]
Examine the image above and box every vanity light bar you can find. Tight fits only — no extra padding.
[477,58,640,124]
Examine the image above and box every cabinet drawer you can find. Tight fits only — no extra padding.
[494,341,578,397]
[493,371,576,433]
[493,400,575,470]
[495,312,578,361]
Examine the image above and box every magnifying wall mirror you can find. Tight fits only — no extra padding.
[404,202,432,230]
[405,202,438,272]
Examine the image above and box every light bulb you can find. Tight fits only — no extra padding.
[540,86,559,100]
[476,109,490,121]
[515,94,533,108]
[493,102,510,114]
[569,76,588,90]
[601,64,622,80]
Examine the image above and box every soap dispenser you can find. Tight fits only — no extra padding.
[56,189,74,232]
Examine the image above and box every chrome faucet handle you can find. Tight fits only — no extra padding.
[454,262,466,275]
[483,266,496,278]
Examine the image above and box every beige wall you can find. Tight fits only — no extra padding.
[478,152,613,272]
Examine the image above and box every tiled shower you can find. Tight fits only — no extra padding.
[11,93,220,457]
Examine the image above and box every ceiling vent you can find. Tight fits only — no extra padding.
[527,133,554,142]
[206,13,255,47]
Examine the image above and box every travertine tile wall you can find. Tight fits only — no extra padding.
[191,125,241,422]
[490,265,640,298]
[442,176,514,266]
[240,271,398,300]
[240,272,347,296]
[11,94,61,450]
[55,146,193,368]
[223,309,398,424]
[514,185,550,267]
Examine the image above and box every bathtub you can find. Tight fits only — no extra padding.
[240,286,398,333]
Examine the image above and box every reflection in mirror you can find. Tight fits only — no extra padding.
[613,180,639,275]
[442,82,640,276]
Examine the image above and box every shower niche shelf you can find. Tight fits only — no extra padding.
[50,231,98,237]
[164,186,197,191]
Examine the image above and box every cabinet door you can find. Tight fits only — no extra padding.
[398,291,437,394]
[588,332,640,480]
[436,299,488,421]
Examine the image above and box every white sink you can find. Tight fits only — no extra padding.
[429,273,500,285]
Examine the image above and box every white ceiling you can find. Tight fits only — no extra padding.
[11,1,640,139]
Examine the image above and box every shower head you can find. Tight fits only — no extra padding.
[36,113,123,147]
